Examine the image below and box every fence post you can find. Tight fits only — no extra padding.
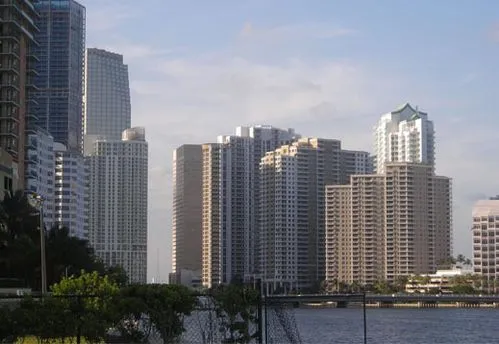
[363,293,367,344]
[76,295,82,344]
[257,279,263,344]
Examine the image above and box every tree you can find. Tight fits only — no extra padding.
[449,274,477,295]
[51,271,120,343]
[373,279,394,294]
[119,284,196,344]
[437,256,456,269]
[105,265,129,287]
[0,191,106,290]
[393,276,409,293]
[211,284,260,344]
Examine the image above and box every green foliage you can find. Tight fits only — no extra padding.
[449,274,479,295]
[50,271,120,343]
[119,284,196,344]
[373,279,396,294]
[211,284,260,344]
[0,190,106,291]
[105,266,128,287]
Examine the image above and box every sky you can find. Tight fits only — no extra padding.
[84,0,499,282]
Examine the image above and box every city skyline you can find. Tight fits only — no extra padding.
[80,0,499,281]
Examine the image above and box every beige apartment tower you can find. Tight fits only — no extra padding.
[472,200,499,289]
[201,143,223,288]
[258,137,372,290]
[325,175,385,285]
[171,145,203,276]
[325,163,452,284]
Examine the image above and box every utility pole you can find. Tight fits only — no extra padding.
[28,193,47,295]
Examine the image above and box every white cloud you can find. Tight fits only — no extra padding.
[239,21,357,42]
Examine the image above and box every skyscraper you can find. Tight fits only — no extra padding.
[54,142,88,239]
[325,175,385,286]
[374,103,435,174]
[87,127,148,283]
[32,0,86,152]
[260,146,298,293]
[0,0,39,188]
[171,145,203,274]
[200,126,298,288]
[83,48,131,154]
[259,138,372,291]
[325,163,452,284]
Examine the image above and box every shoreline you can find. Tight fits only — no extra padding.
[299,302,499,309]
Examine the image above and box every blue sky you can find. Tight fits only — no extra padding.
[84,0,499,282]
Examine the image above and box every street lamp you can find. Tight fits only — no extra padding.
[27,192,46,295]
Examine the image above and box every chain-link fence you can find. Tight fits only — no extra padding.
[0,293,263,344]
[0,292,367,344]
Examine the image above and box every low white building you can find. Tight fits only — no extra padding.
[405,266,474,294]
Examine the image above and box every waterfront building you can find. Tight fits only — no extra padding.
[87,127,148,283]
[200,126,298,288]
[259,137,372,291]
[0,0,39,188]
[405,266,474,294]
[472,199,499,291]
[325,163,452,285]
[373,103,435,174]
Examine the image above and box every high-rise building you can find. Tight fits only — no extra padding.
[54,143,87,239]
[201,143,223,288]
[200,126,298,288]
[25,128,55,228]
[87,127,148,283]
[340,150,373,184]
[240,125,299,275]
[374,103,435,174]
[0,0,39,189]
[325,163,452,285]
[32,0,86,152]
[258,138,372,291]
[83,48,131,154]
[472,200,499,290]
[260,146,298,293]
[325,175,385,285]
[171,145,203,275]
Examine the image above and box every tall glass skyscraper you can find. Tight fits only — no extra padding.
[31,0,86,152]
[84,48,131,148]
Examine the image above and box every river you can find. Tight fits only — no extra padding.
[294,308,498,344]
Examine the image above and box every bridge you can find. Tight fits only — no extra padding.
[265,293,499,307]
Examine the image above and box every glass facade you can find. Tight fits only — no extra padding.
[84,48,131,141]
[31,0,86,152]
